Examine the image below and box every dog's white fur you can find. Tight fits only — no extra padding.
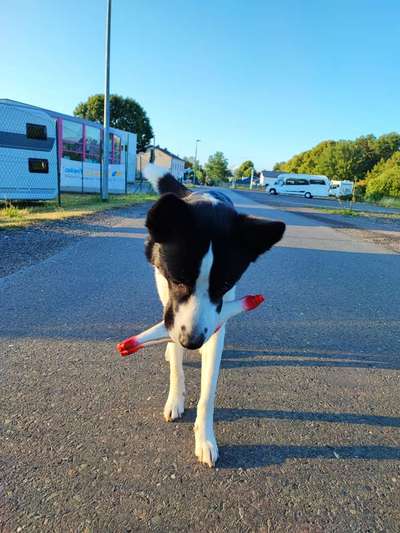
[144,163,285,466]
[145,163,237,466]
[168,246,221,346]
[154,255,235,467]
[143,163,169,189]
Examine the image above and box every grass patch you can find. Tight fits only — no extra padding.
[373,197,400,209]
[307,207,400,219]
[0,192,157,229]
[2,202,29,219]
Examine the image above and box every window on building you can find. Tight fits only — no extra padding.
[62,120,83,161]
[85,126,101,163]
[26,123,47,140]
[28,158,49,173]
[109,133,122,164]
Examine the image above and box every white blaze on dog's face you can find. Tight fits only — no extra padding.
[153,244,219,349]
[145,191,285,350]
[170,245,219,348]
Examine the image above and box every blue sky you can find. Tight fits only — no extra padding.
[1,0,399,169]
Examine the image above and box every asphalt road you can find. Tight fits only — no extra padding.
[1,190,400,532]
[236,188,400,214]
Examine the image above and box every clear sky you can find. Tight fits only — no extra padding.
[1,0,399,170]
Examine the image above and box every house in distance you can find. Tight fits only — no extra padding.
[137,145,185,182]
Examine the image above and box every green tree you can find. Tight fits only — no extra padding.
[74,94,153,152]
[318,141,365,181]
[184,156,194,169]
[234,160,254,179]
[275,132,400,183]
[204,151,229,183]
[194,163,207,184]
[353,135,379,177]
[365,152,400,199]
[184,157,207,184]
[273,161,285,171]
[374,132,400,162]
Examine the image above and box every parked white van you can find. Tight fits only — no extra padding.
[266,173,330,199]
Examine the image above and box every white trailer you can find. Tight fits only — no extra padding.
[329,180,354,197]
[266,173,330,199]
[0,99,137,197]
[0,101,58,200]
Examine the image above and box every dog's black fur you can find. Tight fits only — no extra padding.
[142,169,286,465]
[145,174,285,333]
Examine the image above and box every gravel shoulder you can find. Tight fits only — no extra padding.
[0,203,152,279]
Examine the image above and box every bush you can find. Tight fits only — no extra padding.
[365,151,400,200]
[366,166,400,200]
[338,194,353,202]
[354,179,367,200]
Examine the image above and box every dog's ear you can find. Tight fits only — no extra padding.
[146,193,193,243]
[234,214,285,261]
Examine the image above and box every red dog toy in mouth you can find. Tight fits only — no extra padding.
[117,294,264,357]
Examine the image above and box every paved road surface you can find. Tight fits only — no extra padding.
[1,190,400,532]
[235,188,400,214]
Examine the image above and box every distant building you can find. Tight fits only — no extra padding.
[137,145,185,181]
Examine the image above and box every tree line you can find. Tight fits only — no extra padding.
[274,133,400,200]
[74,94,232,185]
[74,94,400,200]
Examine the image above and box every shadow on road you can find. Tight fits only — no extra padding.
[177,406,400,468]
[217,444,400,469]
[181,405,400,429]
[214,408,400,428]
[183,347,400,371]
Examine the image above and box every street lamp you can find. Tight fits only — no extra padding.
[193,139,201,183]
[101,0,112,201]
[194,139,201,165]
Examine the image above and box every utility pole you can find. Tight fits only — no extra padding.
[194,139,201,164]
[101,0,112,201]
[194,139,200,183]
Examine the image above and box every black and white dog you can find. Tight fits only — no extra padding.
[144,165,285,467]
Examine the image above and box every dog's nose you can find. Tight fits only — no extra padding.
[179,331,206,350]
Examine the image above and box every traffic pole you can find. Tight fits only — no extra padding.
[101,0,112,201]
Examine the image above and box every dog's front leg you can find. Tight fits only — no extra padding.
[164,342,186,421]
[195,326,225,467]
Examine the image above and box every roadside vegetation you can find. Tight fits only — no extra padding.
[306,207,400,219]
[0,193,156,229]
[74,94,153,153]
[375,196,400,209]
[274,133,400,203]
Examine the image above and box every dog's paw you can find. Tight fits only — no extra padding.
[194,430,219,467]
[163,394,185,422]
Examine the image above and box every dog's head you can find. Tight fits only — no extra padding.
[145,193,285,349]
